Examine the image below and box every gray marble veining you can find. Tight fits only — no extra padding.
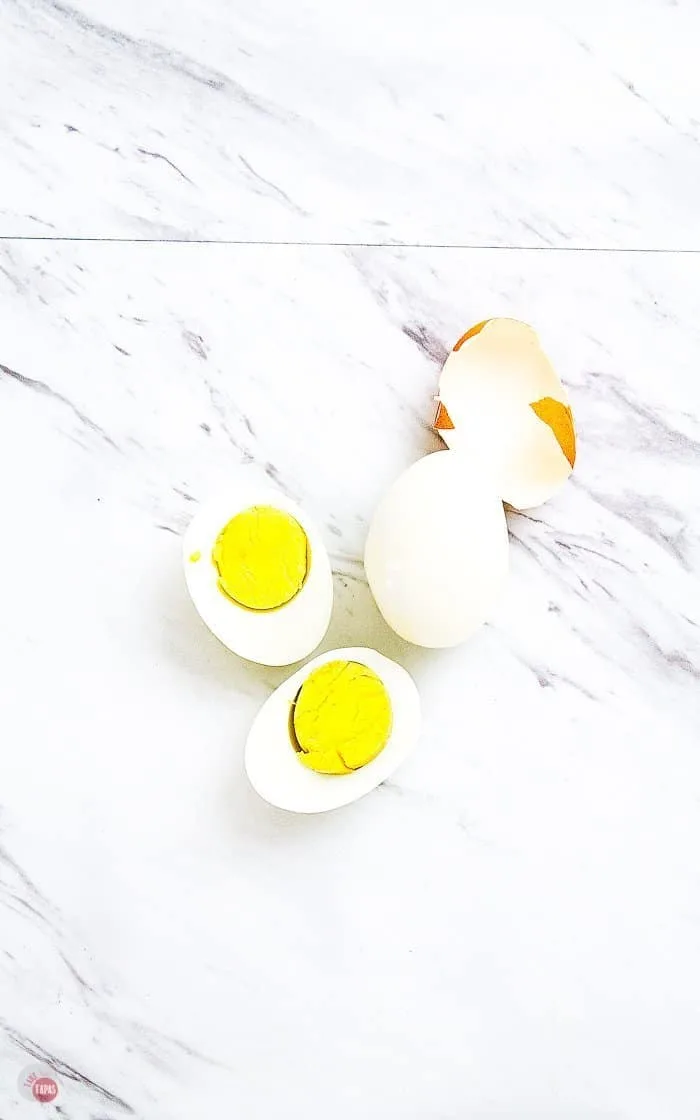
[1,0,700,245]
[2,0,700,1113]
[1,239,699,1117]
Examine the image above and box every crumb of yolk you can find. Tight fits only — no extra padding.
[189,550,202,563]
[290,661,393,775]
[212,505,309,611]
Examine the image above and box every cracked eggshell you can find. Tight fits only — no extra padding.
[183,486,333,666]
[434,318,576,510]
[364,450,509,648]
[245,647,421,813]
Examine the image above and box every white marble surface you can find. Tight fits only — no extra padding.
[1,239,699,1118]
[1,0,700,246]
[2,0,700,1113]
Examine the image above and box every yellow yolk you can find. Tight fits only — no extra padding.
[290,661,393,775]
[212,505,309,610]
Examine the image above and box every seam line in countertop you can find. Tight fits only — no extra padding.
[0,237,698,253]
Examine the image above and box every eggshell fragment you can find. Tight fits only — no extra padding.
[364,450,509,648]
[245,648,421,813]
[434,318,576,510]
[530,397,576,469]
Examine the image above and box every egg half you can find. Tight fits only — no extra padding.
[183,485,333,666]
[434,318,576,510]
[365,450,509,648]
[245,647,421,812]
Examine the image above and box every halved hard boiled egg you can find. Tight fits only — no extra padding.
[245,647,421,812]
[365,450,509,648]
[434,318,576,510]
[183,486,333,666]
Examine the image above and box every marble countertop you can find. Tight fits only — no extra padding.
[1,3,700,1119]
[2,0,700,247]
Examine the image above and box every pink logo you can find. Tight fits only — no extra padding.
[32,1076,59,1102]
[18,1064,61,1104]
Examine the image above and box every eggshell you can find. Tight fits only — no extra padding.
[364,450,509,648]
[245,647,421,813]
[435,318,576,510]
[183,486,333,666]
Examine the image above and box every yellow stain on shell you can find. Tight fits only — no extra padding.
[530,397,576,469]
[453,319,490,351]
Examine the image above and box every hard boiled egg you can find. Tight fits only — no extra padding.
[364,450,508,648]
[245,647,420,813]
[183,485,333,666]
[434,318,576,510]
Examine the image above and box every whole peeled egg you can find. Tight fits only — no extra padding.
[245,647,421,812]
[183,484,332,666]
[434,318,576,510]
[364,450,508,648]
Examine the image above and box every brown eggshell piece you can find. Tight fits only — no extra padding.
[433,401,455,430]
[453,319,490,352]
[530,397,576,469]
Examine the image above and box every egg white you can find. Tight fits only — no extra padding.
[245,647,421,813]
[365,450,509,648]
[183,486,333,666]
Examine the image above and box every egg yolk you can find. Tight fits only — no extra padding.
[290,661,393,775]
[212,505,309,610]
